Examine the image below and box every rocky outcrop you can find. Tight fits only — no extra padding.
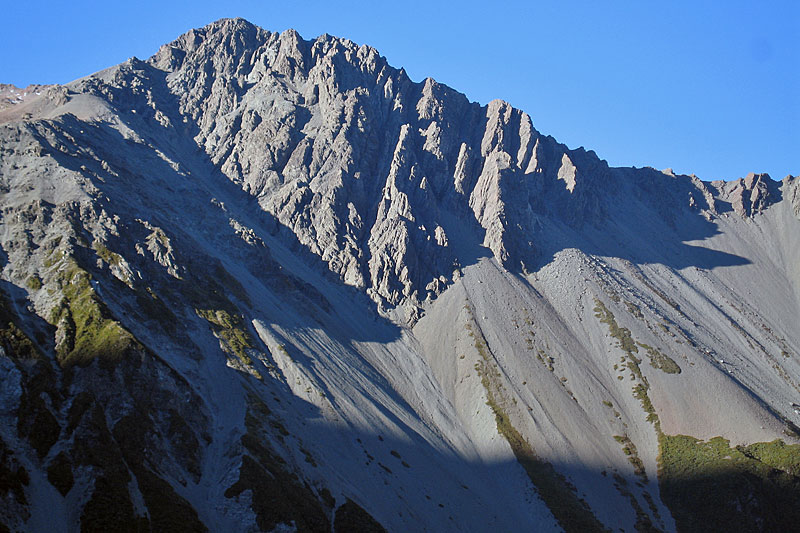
[785,175,800,219]
[1,18,797,532]
[0,84,51,111]
[5,19,783,319]
[138,18,618,314]
[715,172,780,217]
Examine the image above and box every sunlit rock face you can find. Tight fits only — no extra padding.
[0,17,799,533]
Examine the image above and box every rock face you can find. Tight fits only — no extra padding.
[0,18,799,533]
[714,172,781,218]
[141,18,619,317]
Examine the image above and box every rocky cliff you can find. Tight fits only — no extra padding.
[0,18,799,532]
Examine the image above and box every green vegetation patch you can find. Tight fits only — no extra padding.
[93,241,122,267]
[637,343,681,375]
[0,318,40,361]
[468,310,607,532]
[48,257,139,367]
[594,302,800,531]
[25,275,42,291]
[633,384,660,429]
[195,308,255,368]
[658,435,800,532]
[594,299,638,355]
[614,435,646,480]
[178,261,261,373]
[742,439,800,475]
[594,298,661,430]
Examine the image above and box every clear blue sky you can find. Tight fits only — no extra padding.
[3,1,797,181]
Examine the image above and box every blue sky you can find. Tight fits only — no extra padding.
[3,1,797,181]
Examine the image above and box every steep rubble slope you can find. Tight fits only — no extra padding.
[0,18,799,533]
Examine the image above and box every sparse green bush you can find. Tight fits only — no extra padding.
[49,259,138,367]
[658,435,800,532]
[638,342,681,374]
[25,275,42,291]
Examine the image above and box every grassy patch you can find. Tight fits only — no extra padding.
[633,384,660,428]
[0,291,41,360]
[594,299,638,355]
[195,308,255,368]
[48,258,139,367]
[0,317,40,361]
[638,343,681,375]
[738,439,800,475]
[177,262,260,373]
[595,298,660,429]
[658,435,800,532]
[93,241,122,267]
[594,302,800,531]
[25,275,42,291]
[468,308,607,532]
[614,435,647,480]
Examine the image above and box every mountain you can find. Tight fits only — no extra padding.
[1,17,799,532]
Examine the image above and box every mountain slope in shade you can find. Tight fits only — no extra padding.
[1,18,799,532]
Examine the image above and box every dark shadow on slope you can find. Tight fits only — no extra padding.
[83,22,761,321]
[6,20,795,533]
[23,83,443,459]
[42,42,755,334]
[658,433,800,533]
[520,166,753,273]
[229,379,800,533]
[1,238,796,533]
[28,67,404,348]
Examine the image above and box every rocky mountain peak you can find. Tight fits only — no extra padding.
[137,21,625,318]
[2,20,785,321]
[1,18,799,533]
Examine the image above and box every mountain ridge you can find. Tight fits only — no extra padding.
[0,17,799,532]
